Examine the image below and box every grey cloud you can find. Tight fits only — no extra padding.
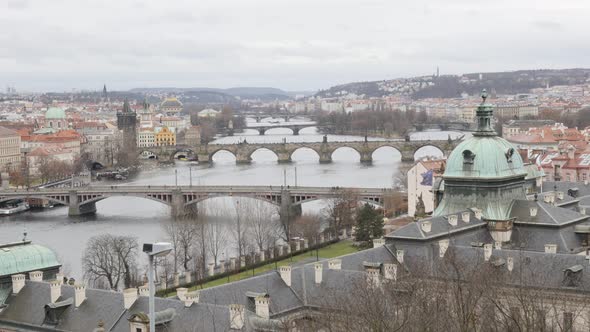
[532,20,564,31]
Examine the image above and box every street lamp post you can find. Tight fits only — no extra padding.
[189,167,192,187]
[175,169,178,187]
[143,242,172,332]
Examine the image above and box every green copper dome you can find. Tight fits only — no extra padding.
[0,242,61,277]
[444,136,527,179]
[45,107,66,119]
[433,90,527,220]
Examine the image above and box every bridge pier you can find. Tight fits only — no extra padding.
[258,128,266,135]
[360,152,373,164]
[292,128,300,136]
[171,190,187,218]
[319,152,332,164]
[236,152,252,164]
[277,152,291,163]
[197,153,210,164]
[279,190,300,239]
[68,191,96,216]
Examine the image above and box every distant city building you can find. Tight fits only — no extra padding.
[116,100,138,159]
[507,123,586,151]
[44,107,68,131]
[160,97,183,115]
[155,126,176,146]
[137,127,155,148]
[0,126,21,171]
[185,125,201,146]
[502,119,556,138]
[197,108,220,118]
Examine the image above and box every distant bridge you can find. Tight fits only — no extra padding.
[410,122,473,132]
[245,123,317,135]
[0,185,391,218]
[139,138,460,164]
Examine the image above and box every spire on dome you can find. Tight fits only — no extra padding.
[473,89,496,136]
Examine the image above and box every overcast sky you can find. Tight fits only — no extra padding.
[1,0,589,92]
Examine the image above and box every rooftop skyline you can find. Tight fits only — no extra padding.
[2,0,590,92]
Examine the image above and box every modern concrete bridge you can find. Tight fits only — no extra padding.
[0,185,391,218]
[141,138,459,164]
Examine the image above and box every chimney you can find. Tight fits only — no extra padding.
[364,266,380,288]
[29,270,43,282]
[472,208,482,220]
[448,215,458,226]
[184,291,199,308]
[396,249,404,263]
[138,285,149,297]
[123,288,138,309]
[383,264,397,281]
[483,244,493,261]
[530,207,538,217]
[581,207,587,215]
[420,220,432,233]
[462,211,470,223]
[507,257,514,272]
[50,280,61,303]
[11,274,25,294]
[55,273,64,286]
[557,192,564,200]
[438,239,450,257]
[279,266,291,286]
[74,284,86,307]
[314,262,323,284]
[176,287,188,301]
[494,241,502,250]
[544,244,557,254]
[543,194,551,203]
[230,304,245,329]
[373,238,385,248]
[328,259,341,270]
[255,295,270,319]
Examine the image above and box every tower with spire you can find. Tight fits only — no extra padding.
[102,84,108,103]
[116,99,138,165]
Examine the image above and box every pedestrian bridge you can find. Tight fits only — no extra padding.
[140,138,460,164]
[0,185,391,217]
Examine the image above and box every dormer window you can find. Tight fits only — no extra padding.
[505,148,515,163]
[462,150,476,164]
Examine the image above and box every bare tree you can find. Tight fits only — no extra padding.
[322,189,359,233]
[292,213,322,242]
[82,234,139,290]
[242,200,281,252]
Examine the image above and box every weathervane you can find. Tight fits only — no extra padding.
[481,89,488,104]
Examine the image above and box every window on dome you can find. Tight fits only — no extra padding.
[462,150,476,165]
[505,148,515,163]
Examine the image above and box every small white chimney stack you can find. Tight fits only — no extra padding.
[530,207,538,217]
[448,215,458,226]
[494,241,502,250]
[123,288,138,309]
[176,287,188,301]
[507,257,514,272]
[50,280,61,303]
[420,220,432,233]
[55,273,64,286]
[438,239,450,258]
[543,194,551,203]
[255,295,270,319]
[279,266,292,286]
[373,238,385,248]
[314,262,323,284]
[462,211,470,223]
[557,191,564,200]
[483,243,493,261]
[328,259,341,270]
[230,304,245,329]
[396,249,404,264]
[11,274,25,294]
[383,264,397,281]
[138,285,149,297]
[29,271,43,282]
[472,208,482,220]
[184,291,199,308]
[544,244,557,254]
[74,284,86,307]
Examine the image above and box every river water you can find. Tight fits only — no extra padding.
[0,116,465,278]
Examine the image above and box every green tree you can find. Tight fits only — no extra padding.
[354,203,383,243]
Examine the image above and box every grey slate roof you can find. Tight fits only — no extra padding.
[386,210,487,241]
[510,199,589,226]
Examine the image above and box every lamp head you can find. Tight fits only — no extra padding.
[143,242,172,257]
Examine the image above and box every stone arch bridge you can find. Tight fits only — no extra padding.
[139,139,460,164]
[247,123,317,135]
[0,186,390,220]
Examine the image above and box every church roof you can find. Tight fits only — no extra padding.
[161,97,182,108]
[45,107,66,120]
[0,241,61,278]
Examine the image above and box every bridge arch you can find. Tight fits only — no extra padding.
[330,146,362,161]
[184,193,281,208]
[371,146,403,162]
[139,150,158,160]
[289,146,321,161]
[172,149,193,160]
[413,144,445,160]
[78,193,173,207]
[262,127,296,135]
[248,147,279,162]
[209,148,237,162]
